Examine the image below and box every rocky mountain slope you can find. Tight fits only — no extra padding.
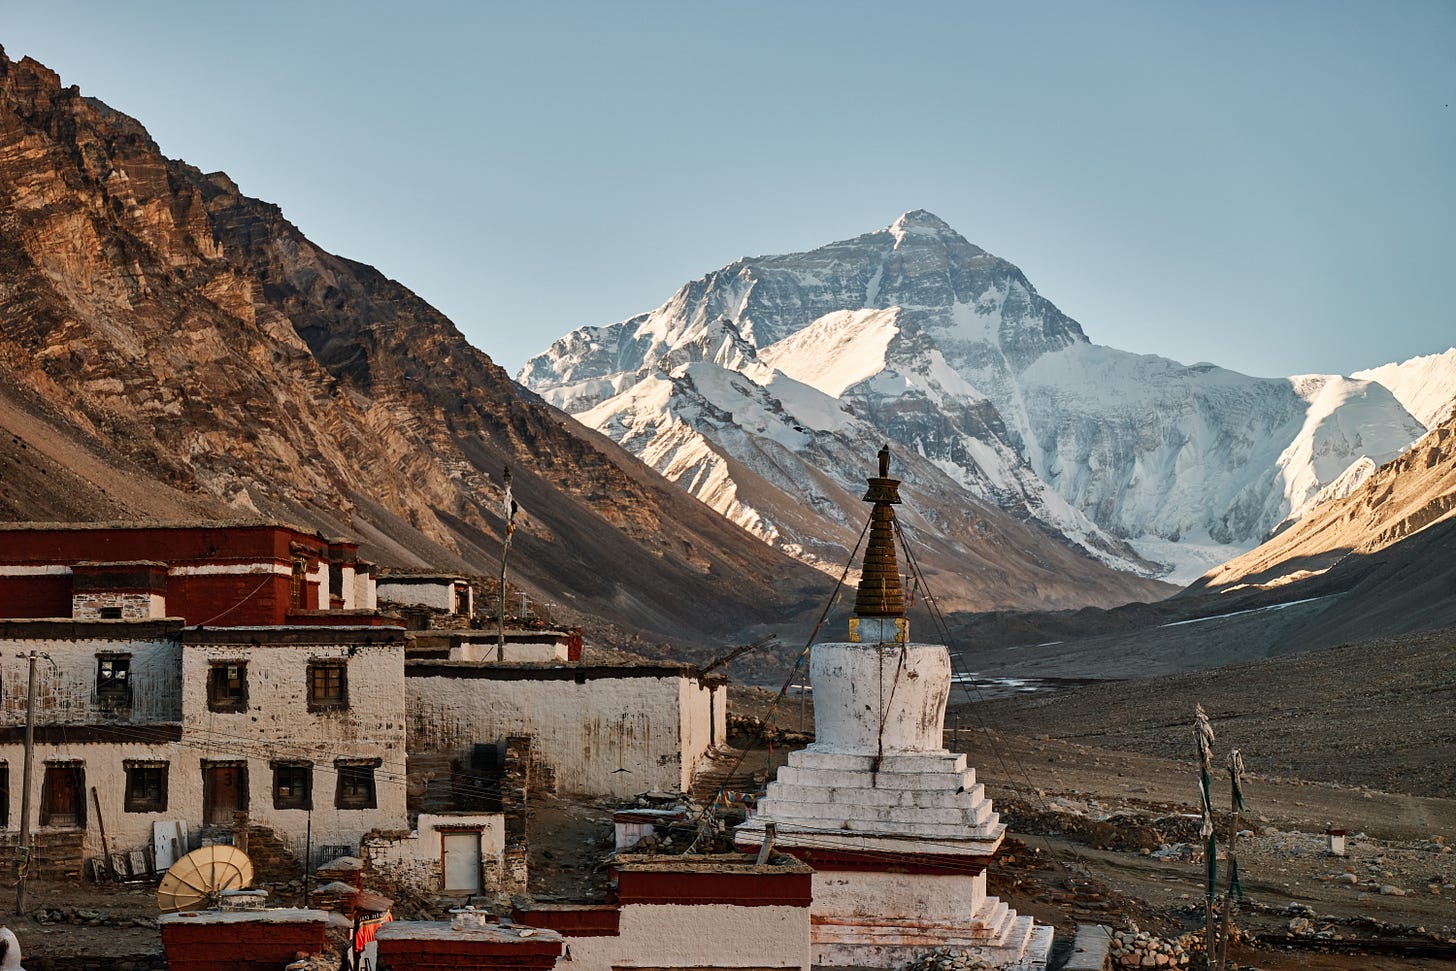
[0,47,832,648]
[523,211,1437,587]
[1193,410,1456,596]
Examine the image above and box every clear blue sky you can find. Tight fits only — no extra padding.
[7,1,1453,378]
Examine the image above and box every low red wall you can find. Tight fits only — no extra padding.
[162,918,328,971]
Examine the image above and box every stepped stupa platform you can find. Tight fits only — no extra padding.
[736,446,1051,969]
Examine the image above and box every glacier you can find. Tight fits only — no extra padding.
[521,210,1443,589]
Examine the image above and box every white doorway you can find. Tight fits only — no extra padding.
[441,830,482,893]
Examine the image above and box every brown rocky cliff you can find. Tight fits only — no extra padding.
[0,47,827,647]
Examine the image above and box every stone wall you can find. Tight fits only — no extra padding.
[71,591,164,621]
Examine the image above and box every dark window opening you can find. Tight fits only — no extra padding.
[41,764,85,828]
[124,762,168,813]
[0,765,9,827]
[335,761,378,810]
[307,661,347,711]
[207,662,248,713]
[95,656,131,706]
[272,763,312,810]
[99,606,123,619]
[291,559,307,609]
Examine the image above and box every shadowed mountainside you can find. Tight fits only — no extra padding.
[0,47,833,649]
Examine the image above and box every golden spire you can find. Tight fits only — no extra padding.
[852,445,905,618]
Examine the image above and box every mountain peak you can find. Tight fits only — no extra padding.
[889,209,955,236]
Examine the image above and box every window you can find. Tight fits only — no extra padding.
[124,761,168,813]
[272,762,312,810]
[207,662,248,713]
[291,558,307,608]
[335,760,379,810]
[95,655,131,705]
[307,661,347,710]
[99,606,123,619]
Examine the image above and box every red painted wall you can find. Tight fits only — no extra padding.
[376,934,562,970]
[0,525,352,626]
[616,868,814,907]
[0,576,71,617]
[162,918,328,971]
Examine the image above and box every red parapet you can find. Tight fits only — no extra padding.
[615,867,814,907]
[509,904,621,937]
[376,921,563,970]
[161,911,329,971]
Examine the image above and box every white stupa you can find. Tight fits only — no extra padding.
[737,446,1052,969]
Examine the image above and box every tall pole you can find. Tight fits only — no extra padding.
[497,467,513,663]
[1195,704,1217,971]
[15,651,39,915]
[1216,749,1245,971]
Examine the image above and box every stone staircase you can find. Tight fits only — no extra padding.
[689,746,756,804]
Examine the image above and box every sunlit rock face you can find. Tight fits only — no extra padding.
[524,212,1430,586]
[0,47,829,647]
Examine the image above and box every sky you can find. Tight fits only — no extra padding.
[5,1,1452,379]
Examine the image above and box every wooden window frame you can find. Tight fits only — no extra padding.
[272,762,313,811]
[95,654,131,706]
[307,661,348,711]
[207,661,249,713]
[335,759,379,810]
[123,761,169,813]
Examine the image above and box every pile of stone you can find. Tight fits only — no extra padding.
[897,950,995,970]
[1109,927,1201,968]
[30,906,155,928]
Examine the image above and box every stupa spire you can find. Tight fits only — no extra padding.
[852,444,905,620]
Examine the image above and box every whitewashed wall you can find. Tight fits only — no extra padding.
[0,624,184,724]
[377,579,458,612]
[0,739,178,857]
[406,668,719,797]
[561,902,810,970]
[352,570,377,611]
[363,812,504,897]
[177,629,409,852]
[678,678,726,788]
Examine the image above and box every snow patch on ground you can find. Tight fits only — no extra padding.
[1128,533,1254,587]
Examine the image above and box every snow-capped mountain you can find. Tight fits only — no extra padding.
[1353,348,1456,428]
[522,211,1437,588]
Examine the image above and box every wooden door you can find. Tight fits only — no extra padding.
[41,766,84,827]
[204,765,245,825]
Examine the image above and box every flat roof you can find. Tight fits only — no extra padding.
[612,853,813,875]
[377,573,468,583]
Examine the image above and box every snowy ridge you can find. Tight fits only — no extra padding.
[522,211,1440,589]
[1353,348,1456,428]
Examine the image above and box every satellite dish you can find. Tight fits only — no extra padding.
[156,844,255,913]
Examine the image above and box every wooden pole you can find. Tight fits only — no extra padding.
[1216,749,1245,971]
[497,467,512,663]
[91,787,113,882]
[15,651,39,915]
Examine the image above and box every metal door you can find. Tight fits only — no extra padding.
[441,831,482,893]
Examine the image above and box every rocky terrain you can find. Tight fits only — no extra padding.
[522,211,1444,591]
[0,47,834,650]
